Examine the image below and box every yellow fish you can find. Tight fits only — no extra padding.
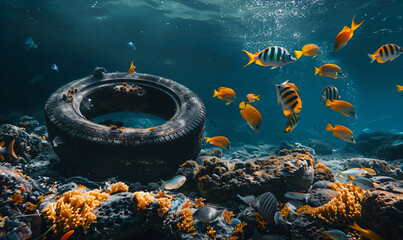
[246,93,260,103]
[347,222,384,240]
[213,87,236,105]
[325,99,356,118]
[368,44,402,63]
[326,123,356,144]
[0,139,18,161]
[284,114,300,133]
[315,64,346,79]
[275,80,302,117]
[397,85,403,92]
[334,15,364,51]
[239,101,262,133]
[205,136,231,150]
[126,60,136,76]
[294,44,323,60]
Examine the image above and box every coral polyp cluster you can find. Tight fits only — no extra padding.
[133,191,154,210]
[254,212,267,230]
[233,222,247,239]
[223,210,234,224]
[105,182,129,194]
[300,182,365,224]
[42,189,109,234]
[315,163,331,172]
[279,204,290,218]
[155,192,173,217]
[177,207,195,235]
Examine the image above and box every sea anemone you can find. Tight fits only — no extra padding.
[177,207,195,235]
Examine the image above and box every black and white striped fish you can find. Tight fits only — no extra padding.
[284,114,300,133]
[321,85,340,102]
[242,46,296,69]
[368,44,402,63]
[238,192,278,223]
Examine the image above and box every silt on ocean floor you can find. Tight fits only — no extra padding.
[1,0,403,240]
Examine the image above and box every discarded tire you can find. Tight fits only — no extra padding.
[45,70,205,182]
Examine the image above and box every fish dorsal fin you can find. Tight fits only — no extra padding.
[348,175,355,181]
[341,26,351,32]
[287,83,300,94]
[218,87,227,91]
[239,101,246,109]
[281,80,289,85]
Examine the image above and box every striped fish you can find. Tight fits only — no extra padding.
[368,44,402,63]
[238,192,278,223]
[321,85,340,102]
[239,101,262,132]
[275,80,302,117]
[284,114,300,133]
[242,46,296,69]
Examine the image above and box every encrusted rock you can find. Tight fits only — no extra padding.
[306,138,333,155]
[343,158,403,180]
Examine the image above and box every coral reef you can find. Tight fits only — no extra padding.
[305,138,333,155]
[177,207,195,235]
[355,132,403,161]
[133,191,154,210]
[343,157,403,179]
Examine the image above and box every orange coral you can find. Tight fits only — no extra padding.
[223,210,234,224]
[254,212,267,230]
[177,207,195,235]
[279,205,290,218]
[43,189,109,234]
[134,191,154,210]
[315,163,331,172]
[233,222,247,239]
[9,193,24,204]
[222,237,239,240]
[296,205,312,215]
[195,198,205,208]
[105,182,129,194]
[155,192,173,217]
[301,182,365,225]
[182,199,193,209]
[207,226,216,236]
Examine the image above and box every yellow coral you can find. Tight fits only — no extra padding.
[223,237,239,240]
[9,193,24,204]
[296,205,312,215]
[182,199,193,209]
[195,197,205,208]
[315,163,331,172]
[233,222,247,239]
[106,182,129,194]
[254,212,267,230]
[43,189,109,234]
[223,210,234,224]
[134,191,154,210]
[279,205,290,218]
[301,182,365,225]
[177,207,195,235]
[155,192,172,217]
[207,226,216,236]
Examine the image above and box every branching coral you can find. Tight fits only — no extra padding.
[279,205,290,218]
[155,192,172,217]
[43,189,109,234]
[206,226,216,236]
[233,222,247,239]
[133,191,154,211]
[254,212,267,230]
[177,207,195,235]
[296,205,311,215]
[195,198,205,208]
[105,182,129,194]
[223,210,234,224]
[315,163,331,172]
[298,182,365,225]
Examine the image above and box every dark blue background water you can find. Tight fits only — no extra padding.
[1,0,402,148]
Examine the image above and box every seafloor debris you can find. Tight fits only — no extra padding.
[113,83,146,96]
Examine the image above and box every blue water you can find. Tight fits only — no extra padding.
[1,0,402,147]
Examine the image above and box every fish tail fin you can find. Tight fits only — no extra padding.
[397,85,403,92]
[255,95,260,101]
[205,137,211,143]
[239,101,246,109]
[347,221,362,232]
[368,53,376,63]
[242,50,257,67]
[326,123,334,132]
[314,67,320,75]
[213,89,219,97]
[294,50,303,60]
[130,60,135,68]
[6,140,18,159]
[351,15,364,31]
[225,101,232,105]
[325,99,332,106]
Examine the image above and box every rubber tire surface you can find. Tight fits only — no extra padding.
[45,72,205,182]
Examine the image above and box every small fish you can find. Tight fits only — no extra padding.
[247,93,260,103]
[25,37,38,50]
[347,222,385,240]
[51,64,59,72]
[242,46,296,69]
[275,80,302,117]
[213,87,236,105]
[325,100,356,118]
[82,98,93,110]
[309,181,334,190]
[162,175,186,190]
[126,60,136,76]
[284,114,300,133]
[370,176,396,183]
[205,136,231,150]
[239,101,262,132]
[127,41,136,50]
[360,164,376,176]
[284,192,311,203]
[350,177,376,190]
[315,64,346,79]
[334,15,364,51]
[321,85,340,102]
[326,123,356,144]
[0,139,18,160]
[397,85,403,92]
[322,230,350,240]
[60,230,74,240]
[52,136,65,147]
[29,74,43,84]
[238,192,277,223]
[337,168,366,179]
[368,44,402,63]
[193,206,224,223]
[294,44,322,60]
